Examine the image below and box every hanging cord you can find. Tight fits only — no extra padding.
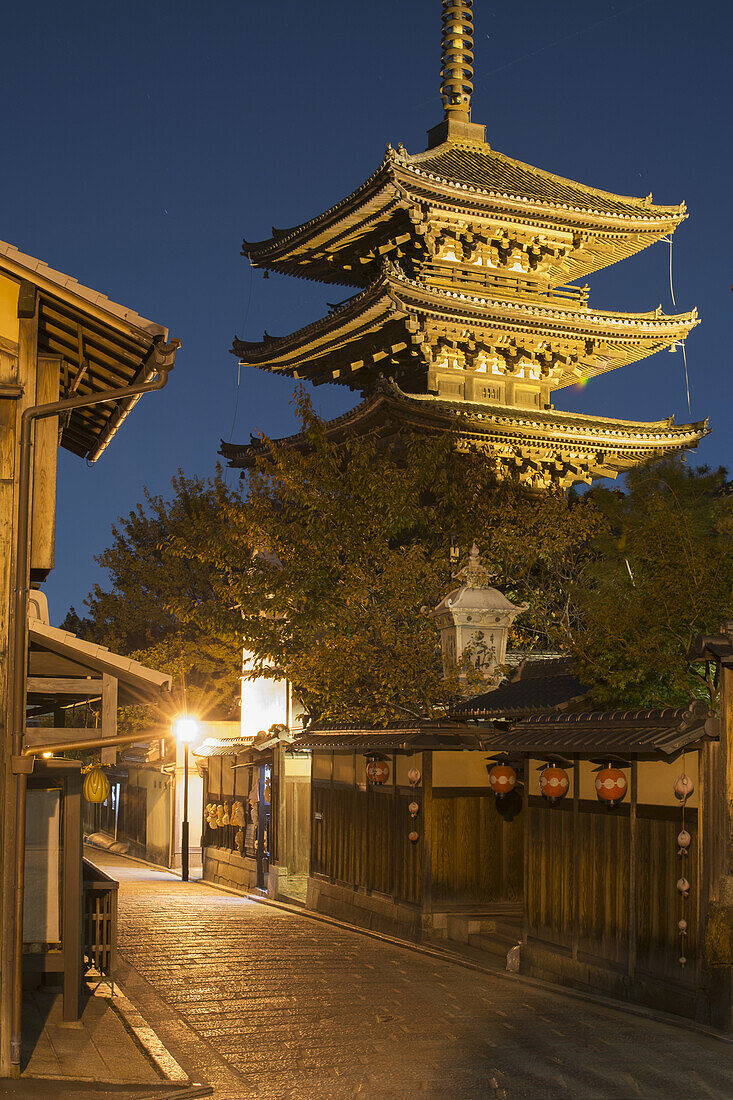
[224,261,254,485]
[663,235,692,418]
[681,342,692,419]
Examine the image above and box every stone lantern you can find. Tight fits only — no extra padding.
[431,544,527,685]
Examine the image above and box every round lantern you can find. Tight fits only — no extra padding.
[595,766,627,809]
[488,764,517,798]
[408,830,419,843]
[677,876,690,898]
[408,801,419,818]
[408,768,421,787]
[83,766,109,804]
[539,765,569,803]
[677,829,691,856]
[366,759,390,785]
[674,774,694,802]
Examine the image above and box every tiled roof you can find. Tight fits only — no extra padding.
[405,143,683,221]
[453,657,587,718]
[193,736,255,758]
[480,701,712,757]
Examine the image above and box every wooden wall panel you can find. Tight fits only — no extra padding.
[577,809,629,966]
[526,801,574,946]
[527,795,699,988]
[431,792,523,905]
[636,812,697,987]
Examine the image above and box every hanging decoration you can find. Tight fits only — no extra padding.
[205,803,219,829]
[222,805,231,826]
[235,828,244,854]
[488,764,517,798]
[594,765,627,809]
[675,759,693,967]
[408,801,419,819]
[674,774,694,802]
[231,802,247,828]
[83,765,110,804]
[539,765,569,804]
[408,768,421,788]
[366,758,390,785]
[408,831,419,843]
[216,804,226,827]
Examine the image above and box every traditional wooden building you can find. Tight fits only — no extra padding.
[0,238,178,1074]
[222,0,706,489]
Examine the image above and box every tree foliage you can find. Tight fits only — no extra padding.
[166,392,604,724]
[571,461,733,708]
[63,473,242,732]
[72,390,733,728]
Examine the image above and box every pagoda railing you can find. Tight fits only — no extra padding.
[417,261,589,306]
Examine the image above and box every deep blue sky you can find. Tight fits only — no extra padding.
[0,0,730,622]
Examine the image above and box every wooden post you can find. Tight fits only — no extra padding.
[628,760,638,980]
[100,674,117,766]
[0,287,37,1076]
[391,751,398,905]
[421,752,433,921]
[62,771,82,1022]
[572,757,580,961]
[522,759,530,945]
[721,663,733,893]
[29,356,60,578]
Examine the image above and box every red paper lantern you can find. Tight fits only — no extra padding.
[595,766,627,808]
[488,764,517,797]
[540,766,569,803]
[366,759,390,785]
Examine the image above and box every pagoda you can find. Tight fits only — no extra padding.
[222,0,706,490]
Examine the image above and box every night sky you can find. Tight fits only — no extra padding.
[0,0,730,622]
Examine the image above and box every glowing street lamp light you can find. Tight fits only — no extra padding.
[174,715,199,881]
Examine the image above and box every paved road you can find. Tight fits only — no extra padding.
[94,851,733,1099]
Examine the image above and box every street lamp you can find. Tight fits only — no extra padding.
[174,716,199,882]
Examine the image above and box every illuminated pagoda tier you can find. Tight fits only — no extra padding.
[222,0,707,488]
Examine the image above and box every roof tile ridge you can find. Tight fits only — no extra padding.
[0,238,166,337]
[397,144,685,222]
[242,151,397,254]
[389,385,708,434]
[233,275,391,354]
[395,274,699,328]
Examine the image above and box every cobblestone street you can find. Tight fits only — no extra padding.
[95,852,733,1099]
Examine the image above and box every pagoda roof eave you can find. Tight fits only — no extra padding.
[220,379,709,487]
[241,141,686,279]
[231,267,699,389]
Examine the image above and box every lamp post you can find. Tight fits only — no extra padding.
[174,716,199,882]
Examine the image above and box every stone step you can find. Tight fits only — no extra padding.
[445,912,523,943]
[467,931,522,960]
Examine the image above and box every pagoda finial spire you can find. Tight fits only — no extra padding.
[440,0,474,121]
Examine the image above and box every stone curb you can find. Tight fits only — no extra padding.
[198,877,733,1046]
[90,979,190,1085]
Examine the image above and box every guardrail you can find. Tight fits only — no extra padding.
[82,858,118,991]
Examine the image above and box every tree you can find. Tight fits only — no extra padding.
[571,460,733,709]
[166,391,605,725]
[63,473,243,733]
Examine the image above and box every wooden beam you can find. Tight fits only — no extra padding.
[26,677,102,695]
[28,653,97,678]
[25,728,99,748]
[30,356,60,577]
[100,673,118,766]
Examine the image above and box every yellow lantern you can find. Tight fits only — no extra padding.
[83,765,110,804]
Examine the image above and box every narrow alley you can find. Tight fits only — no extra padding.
[91,850,733,1100]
